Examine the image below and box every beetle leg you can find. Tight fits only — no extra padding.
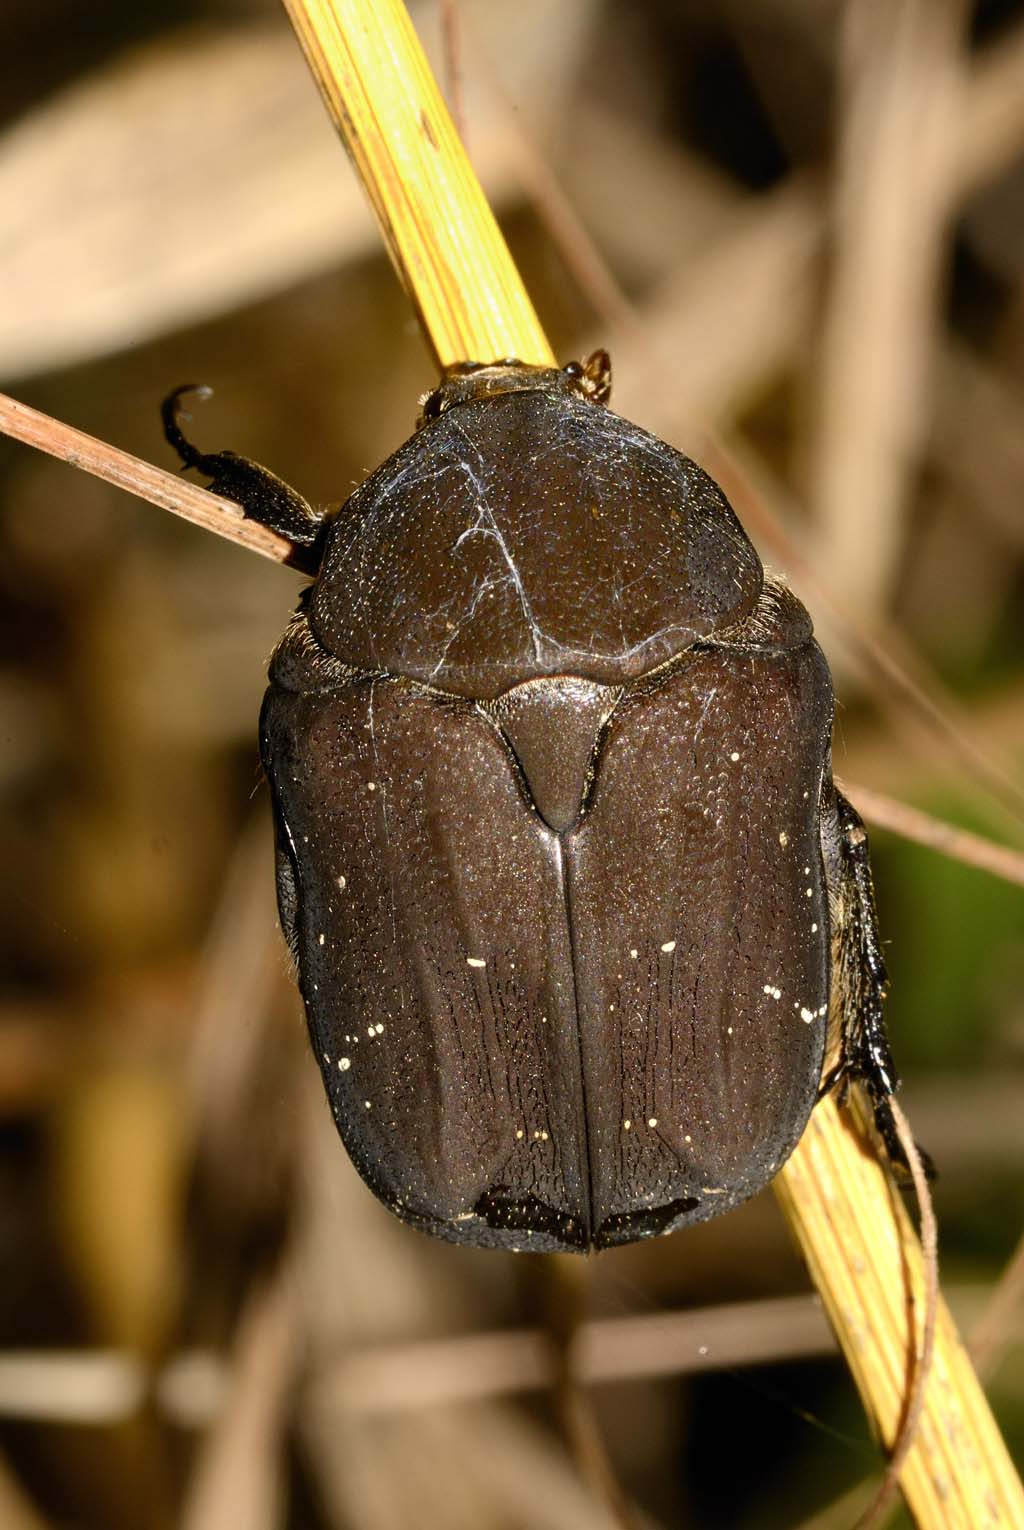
[821,789,934,1179]
[162,385,326,559]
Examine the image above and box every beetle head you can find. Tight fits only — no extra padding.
[417,351,612,427]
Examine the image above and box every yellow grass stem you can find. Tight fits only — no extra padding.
[280,0,551,369]
[777,1092,1022,1527]
[280,2,1024,1524]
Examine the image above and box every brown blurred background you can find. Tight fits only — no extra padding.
[0,1,1022,1526]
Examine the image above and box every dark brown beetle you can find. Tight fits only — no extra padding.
[163,353,904,1253]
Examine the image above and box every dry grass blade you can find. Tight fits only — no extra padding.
[971,1232,1024,1380]
[0,391,295,565]
[843,783,1024,889]
[0,1455,50,1530]
[775,1093,1023,1527]
[852,1099,939,1530]
[275,1,1023,1525]
[544,1257,645,1530]
[0,1312,841,1426]
[279,0,551,369]
[809,0,968,616]
[180,1269,297,1530]
[0,27,362,381]
[330,1293,840,1413]
[439,0,466,143]
[0,1271,1016,1428]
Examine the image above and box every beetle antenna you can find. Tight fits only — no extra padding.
[162,384,215,470]
[854,1096,939,1530]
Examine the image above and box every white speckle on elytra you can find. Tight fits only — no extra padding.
[323,1053,330,1063]
[338,1057,351,1071]
[375,1023,384,1034]
[623,1119,632,1130]
[800,1007,816,1023]
[367,1027,375,1038]
[763,984,782,1000]
[802,790,809,799]
[467,956,486,968]
[805,888,813,897]
[803,866,810,875]
[515,1129,524,1140]
[364,1100,372,1109]
[367,782,376,791]
[336,874,347,891]
[630,948,639,959]
[661,940,676,954]
[726,1026,733,1035]
[811,922,818,933]
[779,831,789,846]
[729,750,740,762]
[318,932,325,946]
[648,1117,658,1128]
[819,1005,827,1017]
[684,1134,692,1143]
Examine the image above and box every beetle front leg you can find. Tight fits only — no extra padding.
[820,788,932,1178]
[162,385,326,558]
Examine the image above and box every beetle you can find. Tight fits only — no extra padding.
[162,352,906,1253]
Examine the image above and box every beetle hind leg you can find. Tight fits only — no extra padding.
[821,789,934,1181]
[161,385,325,556]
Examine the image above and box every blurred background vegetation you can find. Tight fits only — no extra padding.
[0,0,1021,1525]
